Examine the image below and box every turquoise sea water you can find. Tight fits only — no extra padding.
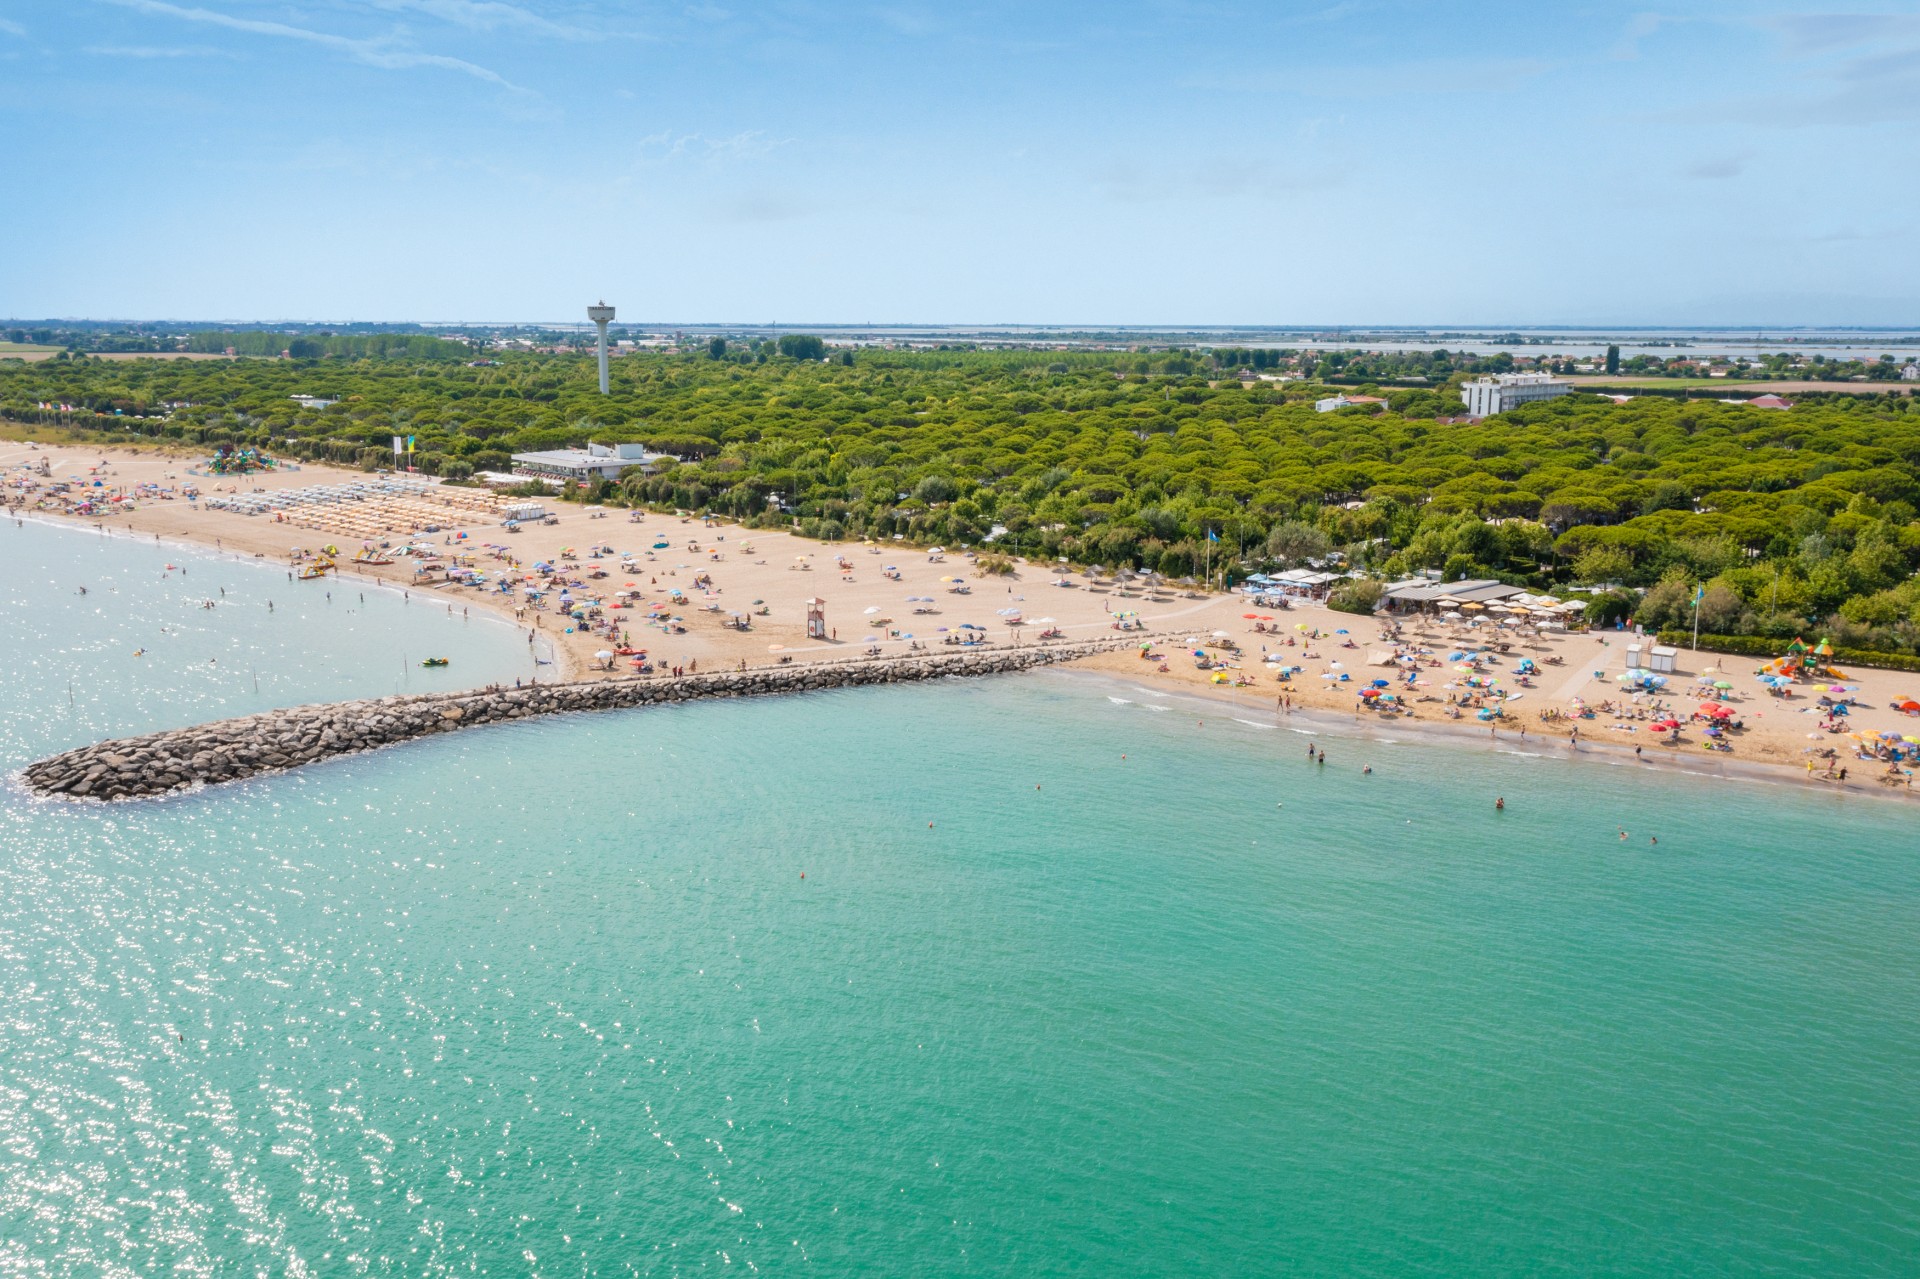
[4,518,1920,1276]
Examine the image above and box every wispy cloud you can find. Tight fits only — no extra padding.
[1768,12,1920,55]
[1768,14,1920,125]
[704,190,809,223]
[85,43,242,57]
[871,6,938,37]
[359,0,594,40]
[1088,156,1338,206]
[1610,12,1668,61]
[1685,153,1748,180]
[636,130,793,161]
[0,17,28,37]
[1186,57,1552,98]
[100,0,534,93]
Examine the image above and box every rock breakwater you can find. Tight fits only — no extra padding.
[19,641,1139,801]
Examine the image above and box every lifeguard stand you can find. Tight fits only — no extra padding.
[806,597,827,640]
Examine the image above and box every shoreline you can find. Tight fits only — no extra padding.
[9,439,1915,803]
[1050,668,1919,807]
[6,504,577,678]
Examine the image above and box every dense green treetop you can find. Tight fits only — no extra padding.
[5,347,1918,651]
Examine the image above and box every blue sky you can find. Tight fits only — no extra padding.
[2,1,1918,325]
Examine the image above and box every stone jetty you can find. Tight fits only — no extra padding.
[19,640,1142,801]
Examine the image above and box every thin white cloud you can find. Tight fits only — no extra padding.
[360,0,593,40]
[1187,57,1552,98]
[0,17,28,37]
[1768,12,1920,55]
[100,0,534,93]
[636,130,793,161]
[85,43,242,57]
[1610,12,1668,61]
[1677,14,1920,129]
[871,6,938,37]
[1686,153,1748,179]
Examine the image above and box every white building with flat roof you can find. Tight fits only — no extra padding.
[510,441,667,483]
[1460,373,1569,418]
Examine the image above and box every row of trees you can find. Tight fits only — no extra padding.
[5,345,1919,653]
[184,332,470,360]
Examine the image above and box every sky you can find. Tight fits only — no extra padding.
[2,0,1919,326]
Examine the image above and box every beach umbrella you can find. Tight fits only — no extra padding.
[864,606,881,614]
[595,650,613,660]
[768,644,786,652]
[1713,680,1732,690]
[1334,628,1349,634]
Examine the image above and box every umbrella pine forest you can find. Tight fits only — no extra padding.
[8,346,1920,657]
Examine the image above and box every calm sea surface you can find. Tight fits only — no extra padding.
[3,518,1919,1276]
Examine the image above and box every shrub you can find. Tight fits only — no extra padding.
[1653,631,1920,673]
[976,554,1016,577]
[1326,579,1383,615]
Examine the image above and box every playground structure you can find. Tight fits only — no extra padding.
[1759,637,1851,684]
[205,444,279,476]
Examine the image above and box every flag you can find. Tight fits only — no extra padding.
[1207,529,1219,542]
[406,435,416,454]
[393,435,404,456]
[1692,585,1704,606]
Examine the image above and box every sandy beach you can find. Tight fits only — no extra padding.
[7,438,1917,799]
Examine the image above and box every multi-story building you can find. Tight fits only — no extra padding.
[1459,372,1570,418]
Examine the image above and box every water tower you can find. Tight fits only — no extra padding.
[587,301,615,394]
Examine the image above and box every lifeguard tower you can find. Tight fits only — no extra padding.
[806,597,827,640]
